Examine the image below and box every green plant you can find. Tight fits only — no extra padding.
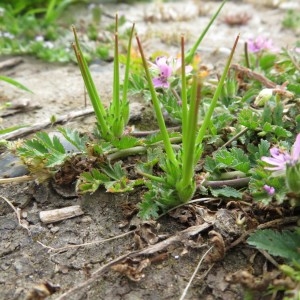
[134,29,239,217]
[282,10,300,31]
[72,16,134,142]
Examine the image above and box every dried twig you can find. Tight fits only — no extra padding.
[179,246,214,300]
[231,63,277,88]
[0,57,23,69]
[0,175,34,184]
[54,222,212,299]
[0,107,94,140]
[37,230,135,254]
[0,195,30,234]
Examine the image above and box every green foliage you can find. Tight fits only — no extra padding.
[72,20,135,142]
[247,229,300,262]
[77,161,144,194]
[238,109,260,130]
[212,147,251,174]
[16,128,85,169]
[249,164,287,205]
[210,186,242,199]
[0,75,33,93]
[282,10,300,30]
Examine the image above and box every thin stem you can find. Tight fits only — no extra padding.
[136,170,165,183]
[181,35,188,147]
[122,23,135,105]
[181,76,200,188]
[196,34,240,156]
[244,41,250,69]
[113,26,120,120]
[179,246,214,300]
[136,35,178,167]
[185,0,227,64]
[72,26,109,138]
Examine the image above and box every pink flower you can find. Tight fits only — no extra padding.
[150,56,192,88]
[247,36,277,53]
[263,185,275,196]
[151,57,173,88]
[261,134,300,176]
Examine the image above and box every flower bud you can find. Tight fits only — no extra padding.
[286,163,300,194]
[254,88,273,107]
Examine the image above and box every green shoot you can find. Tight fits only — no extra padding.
[0,75,33,93]
[72,17,135,142]
[185,0,227,64]
[136,35,178,168]
[195,34,240,154]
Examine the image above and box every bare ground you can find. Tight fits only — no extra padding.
[0,1,299,299]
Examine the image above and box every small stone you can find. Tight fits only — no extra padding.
[81,216,92,223]
[50,226,60,233]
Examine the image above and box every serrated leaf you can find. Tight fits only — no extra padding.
[274,126,292,138]
[238,109,259,129]
[215,147,250,173]
[204,156,218,173]
[210,186,242,199]
[111,135,139,149]
[58,127,88,151]
[258,139,270,157]
[101,161,124,180]
[247,229,300,262]
[137,192,160,219]
[272,102,284,126]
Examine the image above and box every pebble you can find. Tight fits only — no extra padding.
[81,215,92,223]
[50,226,60,233]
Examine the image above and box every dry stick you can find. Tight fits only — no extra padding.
[37,230,135,254]
[0,175,34,184]
[0,195,30,234]
[258,249,279,268]
[0,57,23,69]
[54,223,212,300]
[231,64,277,88]
[158,197,217,219]
[179,246,214,300]
[0,107,94,140]
[219,127,248,149]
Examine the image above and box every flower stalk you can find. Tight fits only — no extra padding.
[185,0,227,64]
[72,16,135,141]
[136,35,178,168]
[195,34,240,159]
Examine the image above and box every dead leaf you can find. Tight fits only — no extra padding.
[26,281,60,300]
[111,258,151,282]
[206,230,225,263]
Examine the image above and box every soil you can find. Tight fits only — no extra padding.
[0,1,299,300]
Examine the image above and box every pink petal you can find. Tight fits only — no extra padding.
[291,134,300,161]
[153,77,169,88]
[261,156,286,167]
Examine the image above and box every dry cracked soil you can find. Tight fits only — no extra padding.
[0,1,299,299]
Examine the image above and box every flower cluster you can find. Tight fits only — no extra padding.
[247,36,277,53]
[149,56,192,88]
[261,134,300,194]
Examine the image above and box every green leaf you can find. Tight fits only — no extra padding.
[238,109,259,129]
[111,135,140,149]
[210,186,242,199]
[215,147,250,173]
[58,127,88,151]
[0,75,33,93]
[101,161,125,181]
[247,229,300,262]
[274,126,292,138]
[0,125,28,135]
[137,191,160,219]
